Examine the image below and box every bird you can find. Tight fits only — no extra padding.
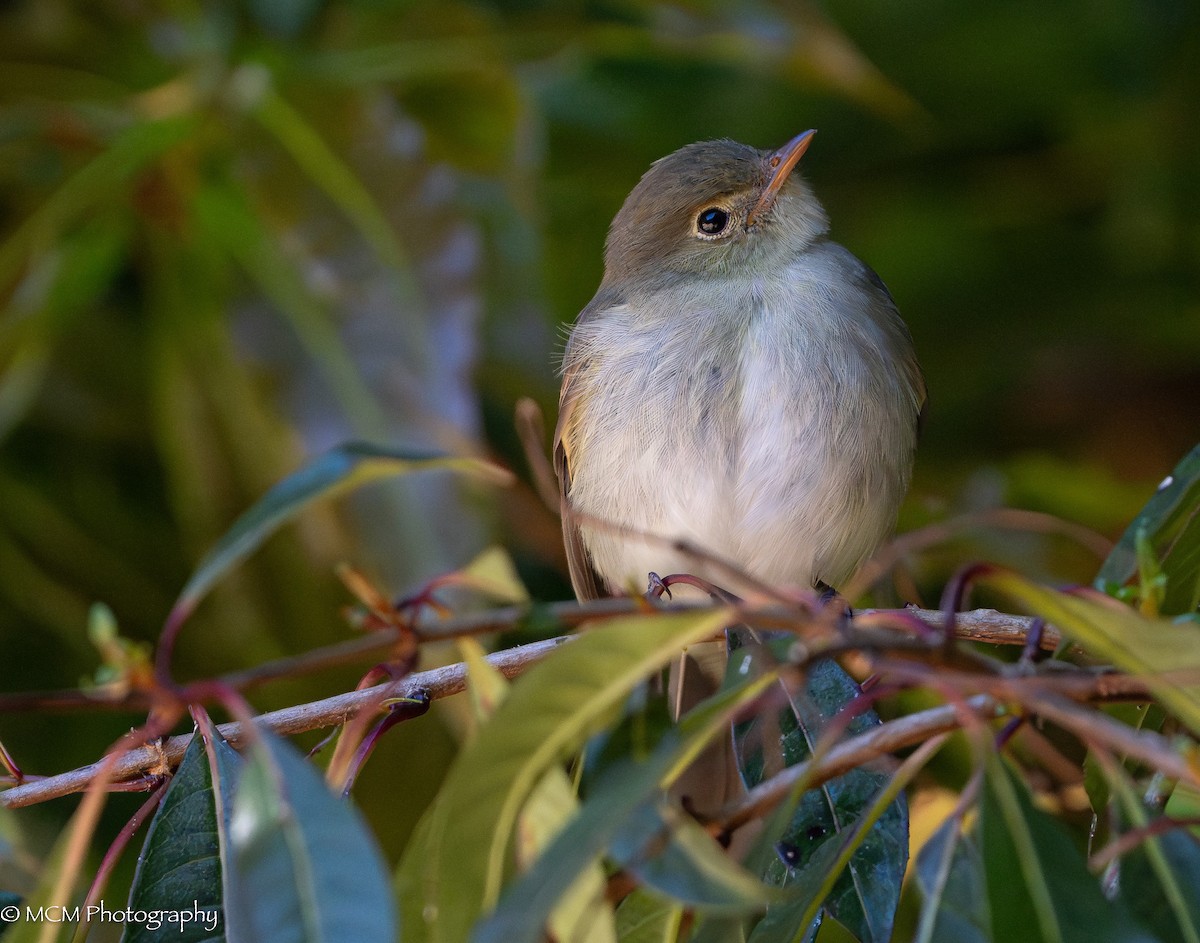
[553,130,924,811]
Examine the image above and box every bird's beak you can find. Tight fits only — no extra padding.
[746,129,816,228]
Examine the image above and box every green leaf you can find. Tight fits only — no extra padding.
[1120,828,1200,943]
[613,888,683,943]
[518,768,617,943]
[982,571,1200,733]
[122,731,235,943]
[730,633,908,943]
[0,216,129,442]
[1097,445,1200,615]
[744,899,821,943]
[465,637,775,943]
[981,758,1156,943]
[404,609,735,943]
[1103,762,1200,943]
[252,88,421,289]
[913,807,989,943]
[611,801,778,912]
[224,727,396,942]
[0,116,193,291]
[191,181,389,435]
[475,637,618,943]
[166,442,511,627]
[689,916,750,943]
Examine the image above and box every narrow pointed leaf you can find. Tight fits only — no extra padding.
[1096,445,1200,615]
[482,639,617,943]
[122,733,229,942]
[981,758,1156,943]
[518,769,617,943]
[468,650,775,943]
[399,609,732,943]
[983,571,1200,732]
[224,728,395,942]
[169,442,511,624]
[1120,828,1200,943]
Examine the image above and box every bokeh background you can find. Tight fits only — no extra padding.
[1,0,1198,912]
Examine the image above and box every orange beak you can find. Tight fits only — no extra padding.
[746,129,816,228]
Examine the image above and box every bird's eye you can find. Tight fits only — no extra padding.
[696,207,730,236]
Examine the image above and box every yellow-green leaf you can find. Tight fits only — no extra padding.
[397,608,732,943]
[982,570,1200,732]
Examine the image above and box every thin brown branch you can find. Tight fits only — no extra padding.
[0,603,1048,715]
[1,635,570,809]
[1,599,1171,810]
[718,695,999,833]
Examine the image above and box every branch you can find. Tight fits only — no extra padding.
[719,695,998,832]
[0,604,1120,809]
[1,635,569,808]
[0,604,1052,715]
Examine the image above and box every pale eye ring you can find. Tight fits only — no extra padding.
[696,206,730,237]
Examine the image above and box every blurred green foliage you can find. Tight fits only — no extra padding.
[1,0,1199,904]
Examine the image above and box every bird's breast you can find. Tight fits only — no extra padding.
[565,258,916,594]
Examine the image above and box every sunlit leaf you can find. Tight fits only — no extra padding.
[166,442,511,627]
[518,770,616,943]
[982,570,1200,733]
[981,758,1156,943]
[460,636,511,727]
[613,888,683,943]
[401,609,733,943]
[730,632,908,943]
[224,727,395,942]
[464,634,619,943]
[1097,445,1200,616]
[467,641,775,943]
[452,546,531,605]
[122,733,229,943]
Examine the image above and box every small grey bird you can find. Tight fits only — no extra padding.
[555,131,924,607]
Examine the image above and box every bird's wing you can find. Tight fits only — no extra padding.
[553,354,610,601]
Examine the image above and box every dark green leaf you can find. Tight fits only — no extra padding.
[745,899,821,943]
[1119,827,1200,943]
[611,801,777,912]
[122,732,236,942]
[167,442,510,627]
[982,759,1157,943]
[730,631,908,943]
[913,807,988,943]
[223,727,395,943]
[1097,445,1200,615]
